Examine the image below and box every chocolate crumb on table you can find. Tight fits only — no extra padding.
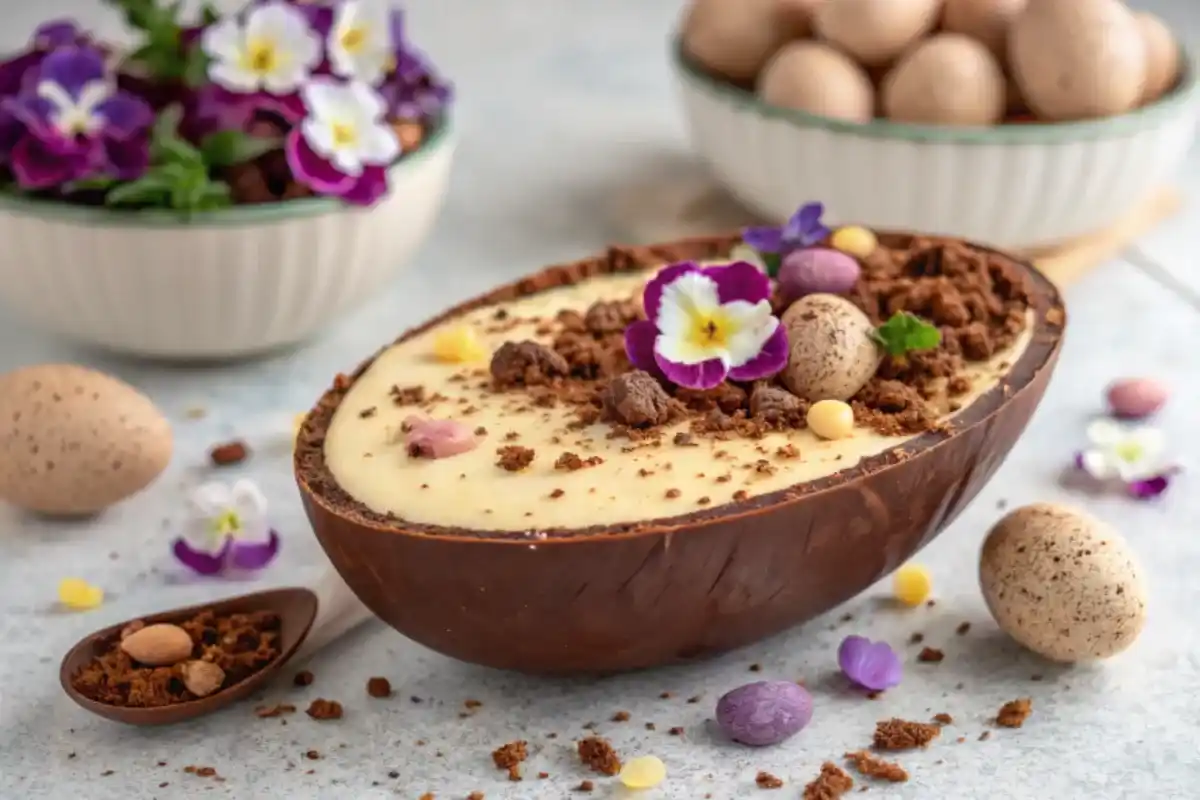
[803,762,854,799]
[305,699,343,720]
[844,750,909,782]
[996,698,1033,728]
[496,445,535,471]
[668,726,685,736]
[933,713,953,725]
[576,780,594,793]
[908,632,924,645]
[956,622,972,635]
[873,719,941,750]
[467,793,484,800]
[208,440,248,466]
[756,770,784,788]
[611,710,631,722]
[492,740,528,781]
[294,670,314,687]
[918,647,945,663]
[255,703,296,718]
[577,736,621,775]
[366,677,392,698]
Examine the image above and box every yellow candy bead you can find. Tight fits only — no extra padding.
[619,755,667,790]
[831,225,878,258]
[893,563,932,607]
[807,399,855,440]
[58,578,104,611]
[432,325,488,363]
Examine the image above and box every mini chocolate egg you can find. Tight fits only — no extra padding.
[941,0,1028,61]
[1134,11,1181,105]
[681,0,818,83]
[980,503,1146,663]
[777,248,861,301]
[1008,0,1146,121]
[758,41,875,123]
[780,294,881,402]
[1106,377,1168,419]
[716,680,813,746]
[813,0,942,67]
[883,34,1007,126]
[0,364,172,515]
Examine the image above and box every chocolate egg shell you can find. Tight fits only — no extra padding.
[1105,378,1167,419]
[716,680,813,746]
[295,232,1065,675]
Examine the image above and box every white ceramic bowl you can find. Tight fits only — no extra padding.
[0,123,456,359]
[672,43,1200,250]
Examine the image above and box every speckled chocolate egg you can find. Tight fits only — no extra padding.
[716,680,814,746]
[780,294,881,402]
[980,503,1147,663]
[883,34,1007,125]
[682,0,819,83]
[942,0,1027,60]
[813,0,942,68]
[1008,0,1146,121]
[758,42,876,123]
[0,364,173,515]
[1134,11,1181,105]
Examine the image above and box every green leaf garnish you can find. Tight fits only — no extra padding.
[872,312,941,357]
[761,251,782,278]
[105,0,210,82]
[64,176,118,193]
[200,130,282,168]
[105,173,175,207]
[150,105,203,166]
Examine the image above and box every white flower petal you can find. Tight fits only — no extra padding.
[261,64,309,95]
[1125,426,1166,457]
[331,147,365,176]
[1086,419,1125,447]
[209,61,261,93]
[1080,449,1117,480]
[301,116,338,158]
[654,331,724,366]
[201,17,244,63]
[229,479,269,524]
[357,120,400,165]
[656,271,720,339]
[190,482,233,517]
[246,0,308,39]
[347,80,389,121]
[724,306,778,368]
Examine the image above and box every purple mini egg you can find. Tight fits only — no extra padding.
[715,680,813,747]
[777,248,861,301]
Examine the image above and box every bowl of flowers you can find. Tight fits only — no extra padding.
[0,0,454,359]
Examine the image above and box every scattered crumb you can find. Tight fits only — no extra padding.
[845,751,908,782]
[576,780,594,792]
[611,711,630,722]
[366,677,392,698]
[293,670,314,687]
[492,740,528,781]
[979,731,991,741]
[304,750,321,760]
[468,793,484,800]
[208,440,248,466]
[803,762,854,799]
[577,736,621,775]
[668,727,685,736]
[756,770,784,788]
[255,703,296,718]
[464,699,483,710]
[749,663,762,672]
[933,713,953,725]
[184,766,219,779]
[996,698,1032,728]
[956,622,971,636]
[908,633,924,645]
[873,719,941,750]
[496,445,535,471]
[305,699,343,720]
[917,647,944,663]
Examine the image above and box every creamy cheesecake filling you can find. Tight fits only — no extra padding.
[324,270,1032,532]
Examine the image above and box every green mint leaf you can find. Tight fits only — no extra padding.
[200,130,282,167]
[182,46,210,88]
[151,106,203,166]
[761,251,782,278]
[105,173,175,207]
[872,312,942,357]
[65,176,118,192]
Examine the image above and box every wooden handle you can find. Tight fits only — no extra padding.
[294,567,377,662]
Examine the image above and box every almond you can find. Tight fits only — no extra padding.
[119,623,194,666]
[181,660,226,697]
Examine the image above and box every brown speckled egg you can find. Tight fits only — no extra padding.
[1134,11,1181,105]
[758,41,876,123]
[779,294,881,402]
[942,0,1027,61]
[0,364,173,515]
[681,0,818,83]
[883,33,1007,125]
[980,503,1147,663]
[814,0,942,68]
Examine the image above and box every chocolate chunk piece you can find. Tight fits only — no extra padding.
[583,300,637,335]
[490,341,568,388]
[749,384,805,424]
[602,371,672,428]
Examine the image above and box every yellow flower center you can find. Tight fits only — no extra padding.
[243,38,278,74]
[331,121,358,147]
[210,510,242,539]
[686,310,732,351]
[1115,441,1144,463]
[340,26,367,54]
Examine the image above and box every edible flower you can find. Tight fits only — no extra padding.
[0,19,88,99]
[173,480,281,576]
[1075,419,1180,499]
[624,260,788,391]
[404,415,478,459]
[4,46,153,188]
[285,76,399,205]
[58,577,104,611]
[838,635,902,691]
[327,0,396,85]
[742,202,831,275]
[201,0,322,96]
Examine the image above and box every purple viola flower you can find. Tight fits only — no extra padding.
[4,46,153,189]
[172,480,281,577]
[1073,419,1180,500]
[623,260,788,390]
[743,202,831,255]
[0,19,88,99]
[838,635,902,692]
[378,46,452,122]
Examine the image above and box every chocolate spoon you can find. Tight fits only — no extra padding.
[59,568,375,725]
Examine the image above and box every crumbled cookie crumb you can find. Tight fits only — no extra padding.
[366,677,392,698]
[496,445,535,471]
[908,632,924,645]
[803,762,854,799]
[490,340,568,388]
[996,698,1032,728]
[293,670,314,687]
[209,440,248,466]
[468,793,484,800]
[756,770,784,788]
[873,719,940,750]
[305,699,343,720]
[845,750,908,782]
[304,750,320,760]
[918,647,944,663]
[956,622,971,635]
[576,780,594,793]
[255,703,296,718]
[933,713,953,725]
[555,452,603,471]
[492,740,528,781]
[668,726,685,736]
[577,736,621,775]
[602,370,676,428]
[611,711,630,722]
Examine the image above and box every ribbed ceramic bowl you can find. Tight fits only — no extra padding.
[0,123,455,359]
[672,40,1200,250]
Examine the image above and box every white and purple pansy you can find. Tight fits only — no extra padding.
[1074,419,1181,499]
[742,201,831,256]
[202,0,322,99]
[173,480,281,576]
[285,76,399,205]
[327,0,397,84]
[624,260,788,391]
[3,46,153,189]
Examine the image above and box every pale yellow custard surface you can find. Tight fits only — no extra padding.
[324,271,1032,532]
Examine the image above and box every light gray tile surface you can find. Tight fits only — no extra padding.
[1,1,1199,798]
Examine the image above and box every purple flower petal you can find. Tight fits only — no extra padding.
[838,635,902,691]
[783,202,830,248]
[623,320,663,376]
[0,51,42,98]
[727,322,788,382]
[701,260,772,306]
[103,134,151,180]
[655,351,728,391]
[1073,452,1085,470]
[96,92,153,139]
[641,261,700,323]
[33,20,83,50]
[228,530,281,571]
[339,165,390,206]
[741,225,784,254]
[9,134,81,188]
[285,128,355,195]
[389,7,407,51]
[253,91,307,123]
[38,46,106,97]
[1128,475,1171,499]
[5,94,58,143]
[172,537,233,576]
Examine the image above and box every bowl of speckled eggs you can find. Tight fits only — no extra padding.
[672,0,1200,251]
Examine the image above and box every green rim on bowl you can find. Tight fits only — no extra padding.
[672,36,1200,145]
[0,118,454,227]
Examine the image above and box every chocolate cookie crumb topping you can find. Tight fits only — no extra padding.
[577,736,621,775]
[490,341,569,388]
[496,445,535,471]
[491,740,528,781]
[844,750,908,782]
[918,647,945,663]
[305,699,343,720]
[756,770,784,788]
[602,370,676,428]
[749,384,807,427]
[873,718,940,750]
[803,762,854,799]
[996,698,1032,728]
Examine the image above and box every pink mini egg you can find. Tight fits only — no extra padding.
[777,248,861,302]
[1105,378,1167,419]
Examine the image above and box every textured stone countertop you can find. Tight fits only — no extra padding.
[2,0,1200,797]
